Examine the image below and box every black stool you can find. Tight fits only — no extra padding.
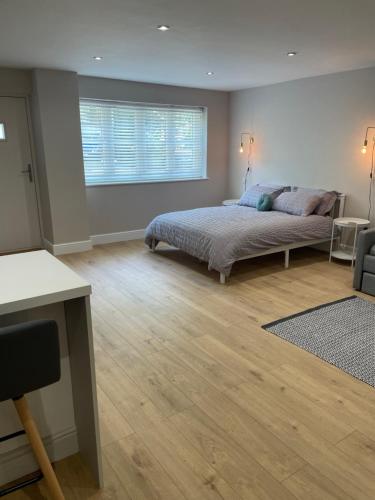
[0,320,64,499]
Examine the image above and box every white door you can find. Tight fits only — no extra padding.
[0,97,41,253]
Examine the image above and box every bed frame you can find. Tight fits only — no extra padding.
[150,193,346,284]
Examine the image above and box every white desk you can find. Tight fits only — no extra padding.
[0,250,102,486]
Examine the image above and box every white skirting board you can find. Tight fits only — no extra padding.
[44,230,145,255]
[0,426,78,485]
[43,238,93,256]
[91,229,145,245]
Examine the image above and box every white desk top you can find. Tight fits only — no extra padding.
[0,250,91,315]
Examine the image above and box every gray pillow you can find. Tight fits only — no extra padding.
[315,191,338,216]
[238,184,285,208]
[292,186,325,195]
[273,191,321,216]
[292,187,338,216]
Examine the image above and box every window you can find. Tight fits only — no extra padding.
[79,99,207,186]
[0,123,6,141]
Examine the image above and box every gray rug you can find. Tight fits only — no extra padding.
[262,295,375,388]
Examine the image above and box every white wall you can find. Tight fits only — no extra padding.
[31,70,91,245]
[229,67,375,219]
[79,76,229,236]
[7,66,375,247]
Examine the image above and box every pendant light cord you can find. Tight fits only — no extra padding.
[244,167,250,191]
[368,139,375,221]
[243,137,253,192]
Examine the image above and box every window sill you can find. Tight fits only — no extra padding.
[85,177,210,188]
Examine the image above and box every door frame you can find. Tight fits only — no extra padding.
[0,94,43,251]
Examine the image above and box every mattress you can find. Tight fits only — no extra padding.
[145,205,333,276]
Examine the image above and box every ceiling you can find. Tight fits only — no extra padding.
[1,0,375,91]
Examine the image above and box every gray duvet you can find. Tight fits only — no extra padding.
[145,205,333,276]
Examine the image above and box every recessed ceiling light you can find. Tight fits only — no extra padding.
[206,71,214,76]
[287,51,297,57]
[157,25,170,31]
[93,56,103,61]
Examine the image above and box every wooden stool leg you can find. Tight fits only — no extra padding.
[13,396,65,500]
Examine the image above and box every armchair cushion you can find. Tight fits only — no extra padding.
[363,255,375,274]
[359,229,375,252]
[353,228,375,290]
[362,273,375,296]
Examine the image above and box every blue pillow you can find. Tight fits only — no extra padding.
[256,193,273,211]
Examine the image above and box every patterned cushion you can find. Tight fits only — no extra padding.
[292,187,338,215]
[273,191,321,216]
[239,185,285,208]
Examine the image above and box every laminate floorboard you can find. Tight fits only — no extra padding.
[7,242,375,499]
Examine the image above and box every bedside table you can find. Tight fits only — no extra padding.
[222,199,240,206]
[329,217,370,268]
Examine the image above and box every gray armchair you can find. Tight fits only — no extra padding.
[353,228,375,295]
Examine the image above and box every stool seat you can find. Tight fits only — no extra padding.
[0,320,60,402]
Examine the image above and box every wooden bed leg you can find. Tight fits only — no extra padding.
[151,239,156,253]
[220,273,226,284]
[284,249,290,269]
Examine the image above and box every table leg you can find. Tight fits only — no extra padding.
[64,297,103,487]
[284,249,290,269]
[329,222,335,262]
[352,225,359,269]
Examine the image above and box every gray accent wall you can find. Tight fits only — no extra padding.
[78,76,229,235]
[229,67,375,218]
[0,68,31,96]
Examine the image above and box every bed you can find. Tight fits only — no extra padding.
[145,191,345,283]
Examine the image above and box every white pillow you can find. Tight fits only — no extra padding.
[292,187,338,215]
[273,191,321,216]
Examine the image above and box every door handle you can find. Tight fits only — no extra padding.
[21,164,33,183]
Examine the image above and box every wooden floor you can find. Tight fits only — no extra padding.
[8,241,375,499]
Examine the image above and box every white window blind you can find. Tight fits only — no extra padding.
[79,99,207,185]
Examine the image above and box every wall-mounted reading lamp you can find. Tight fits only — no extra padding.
[361,126,375,155]
[361,126,375,220]
[239,132,254,154]
[239,132,255,191]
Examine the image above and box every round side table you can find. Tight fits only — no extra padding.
[222,199,240,206]
[329,217,370,268]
